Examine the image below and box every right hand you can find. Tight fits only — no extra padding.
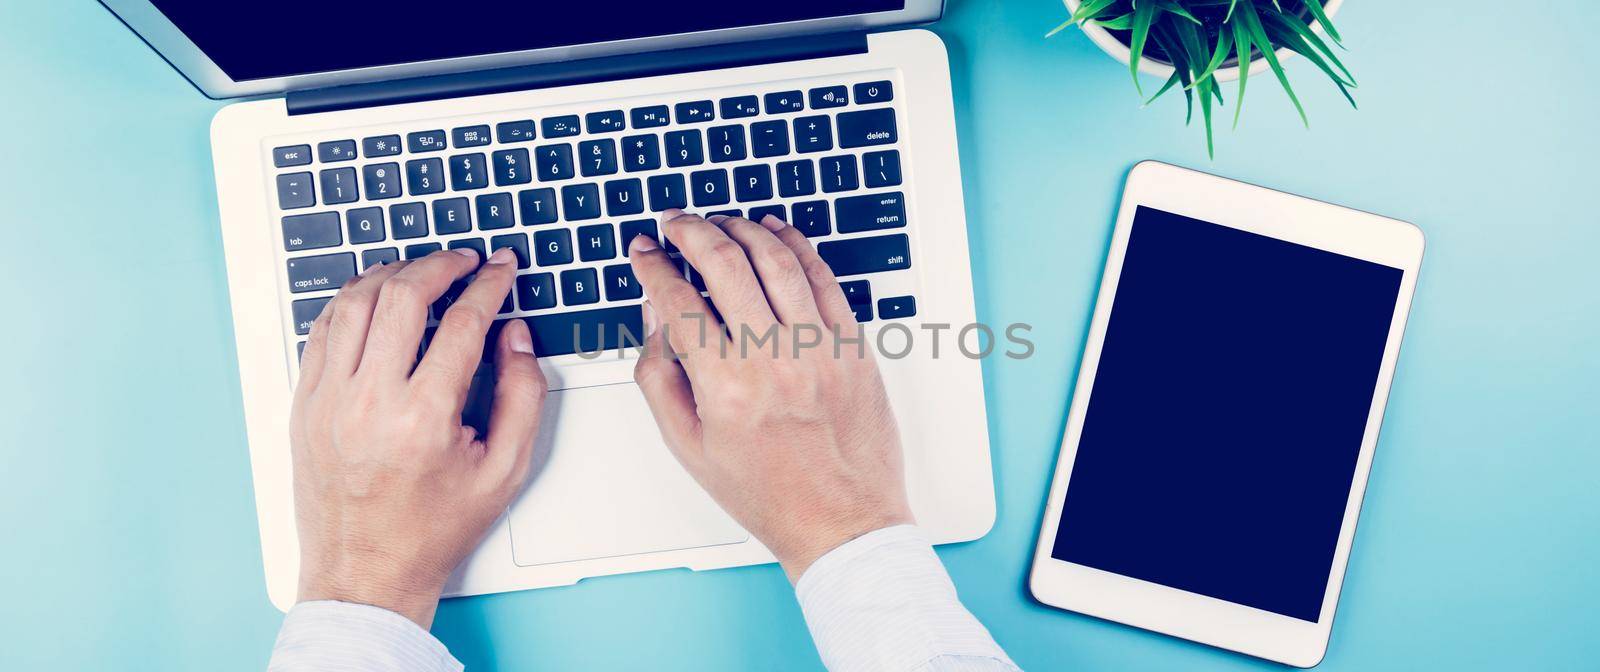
[627,210,913,582]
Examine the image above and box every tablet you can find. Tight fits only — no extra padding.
[1029,162,1423,667]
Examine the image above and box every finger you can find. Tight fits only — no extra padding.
[358,248,482,380]
[318,261,408,378]
[628,234,724,362]
[480,319,548,488]
[768,216,857,330]
[715,216,822,326]
[413,248,518,400]
[660,209,778,332]
[293,306,335,407]
[632,301,704,460]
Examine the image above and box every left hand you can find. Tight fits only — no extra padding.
[289,247,547,628]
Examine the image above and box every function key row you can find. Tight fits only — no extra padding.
[271,80,895,166]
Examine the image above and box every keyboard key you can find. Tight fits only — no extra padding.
[318,140,357,163]
[733,164,773,203]
[793,115,834,153]
[489,232,531,269]
[852,302,874,323]
[405,242,442,259]
[492,148,532,186]
[496,120,537,143]
[432,197,472,234]
[605,178,645,217]
[524,305,644,356]
[291,296,332,335]
[837,108,898,148]
[748,204,786,226]
[585,110,626,134]
[622,135,661,173]
[647,174,687,211]
[405,158,445,195]
[708,125,746,163]
[346,206,386,244]
[750,120,790,158]
[820,155,859,193]
[835,191,906,234]
[451,125,491,148]
[389,202,428,239]
[777,160,817,197]
[542,115,581,138]
[534,228,574,266]
[362,135,402,158]
[854,80,894,104]
[863,150,903,188]
[449,153,488,191]
[665,130,704,167]
[431,280,470,320]
[320,167,359,205]
[408,130,447,153]
[536,144,575,181]
[518,188,559,225]
[809,85,848,109]
[818,233,910,277]
[604,264,643,301]
[675,100,715,124]
[691,169,730,207]
[764,90,804,114]
[277,172,315,209]
[631,105,671,129]
[287,252,356,294]
[476,192,514,230]
[878,295,916,319]
[720,95,760,119]
[620,219,658,255]
[576,223,617,262]
[362,247,399,269]
[362,162,402,200]
[840,280,871,306]
[791,200,832,237]
[282,212,342,251]
[562,183,601,221]
[561,268,601,305]
[447,237,487,264]
[517,272,557,310]
[579,139,618,177]
[273,145,312,167]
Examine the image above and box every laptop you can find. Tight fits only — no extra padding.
[103,0,995,609]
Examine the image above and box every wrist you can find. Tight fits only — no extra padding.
[298,562,446,628]
[773,507,914,584]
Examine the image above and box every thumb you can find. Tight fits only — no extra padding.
[632,301,704,461]
[481,319,547,491]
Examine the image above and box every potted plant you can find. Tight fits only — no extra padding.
[1051,0,1356,156]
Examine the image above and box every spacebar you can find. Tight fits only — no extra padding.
[522,305,644,358]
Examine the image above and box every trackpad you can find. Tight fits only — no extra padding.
[508,382,748,567]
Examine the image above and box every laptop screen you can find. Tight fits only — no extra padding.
[147,1,908,82]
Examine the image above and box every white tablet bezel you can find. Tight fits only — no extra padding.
[1028,161,1424,668]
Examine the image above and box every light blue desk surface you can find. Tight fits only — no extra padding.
[2,1,1596,669]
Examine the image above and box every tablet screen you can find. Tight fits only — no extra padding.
[1051,206,1403,623]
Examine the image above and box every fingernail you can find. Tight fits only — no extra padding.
[508,320,534,354]
[631,234,659,253]
[661,208,685,221]
[706,214,729,225]
[642,300,658,338]
[454,247,480,261]
[362,261,383,274]
[759,215,787,232]
[487,247,515,265]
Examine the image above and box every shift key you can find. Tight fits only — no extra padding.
[287,252,356,294]
[835,191,905,233]
[818,233,910,277]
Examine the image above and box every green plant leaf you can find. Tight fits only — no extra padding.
[1151,24,1195,125]
[1190,25,1235,89]
[1129,1,1162,96]
[1261,13,1357,108]
[1266,9,1355,85]
[1046,0,1118,38]
[1153,0,1203,25]
[1230,17,1252,129]
[1144,71,1183,105]
[1238,0,1308,127]
[1045,18,1075,38]
[1302,0,1343,44]
[1094,12,1135,30]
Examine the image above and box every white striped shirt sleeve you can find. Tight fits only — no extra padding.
[795,525,1020,672]
[267,600,462,672]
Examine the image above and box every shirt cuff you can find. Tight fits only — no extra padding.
[268,600,463,672]
[795,525,1016,672]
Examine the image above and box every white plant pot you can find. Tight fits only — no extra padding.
[1062,0,1344,83]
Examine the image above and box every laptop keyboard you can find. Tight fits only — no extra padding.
[271,77,916,363]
